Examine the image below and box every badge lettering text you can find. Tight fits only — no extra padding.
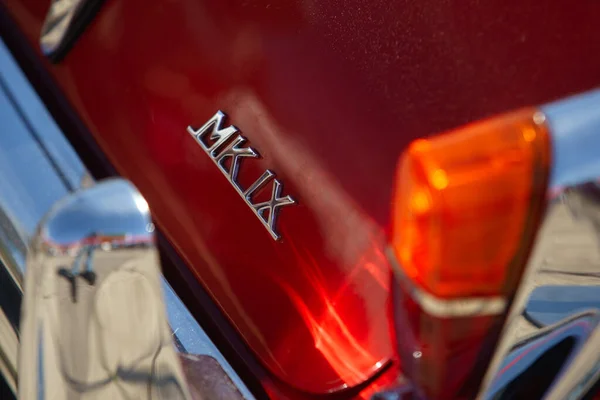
[188,111,296,240]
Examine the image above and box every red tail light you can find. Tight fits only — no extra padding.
[389,108,551,399]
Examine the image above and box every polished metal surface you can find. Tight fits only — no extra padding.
[545,323,600,400]
[0,37,84,284]
[0,306,18,395]
[0,205,26,292]
[188,110,296,241]
[0,37,253,399]
[40,0,102,59]
[161,281,255,400]
[544,88,600,190]
[483,311,600,399]
[0,37,86,398]
[18,179,192,399]
[40,0,83,56]
[478,89,600,399]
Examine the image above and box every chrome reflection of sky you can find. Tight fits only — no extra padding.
[0,38,84,242]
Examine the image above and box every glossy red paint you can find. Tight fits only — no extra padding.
[4,0,600,395]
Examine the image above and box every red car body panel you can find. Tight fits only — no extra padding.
[4,0,600,395]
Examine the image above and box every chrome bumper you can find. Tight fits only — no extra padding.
[0,38,253,399]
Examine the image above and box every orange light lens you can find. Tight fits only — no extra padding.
[391,108,551,298]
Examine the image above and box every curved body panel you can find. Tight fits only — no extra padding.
[4,0,600,393]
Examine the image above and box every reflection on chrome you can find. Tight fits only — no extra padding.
[479,182,600,399]
[40,0,104,59]
[483,311,600,399]
[41,0,84,56]
[479,90,600,399]
[18,179,192,399]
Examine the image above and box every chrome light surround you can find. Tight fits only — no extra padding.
[478,89,600,399]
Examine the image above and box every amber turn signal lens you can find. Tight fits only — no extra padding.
[391,108,551,299]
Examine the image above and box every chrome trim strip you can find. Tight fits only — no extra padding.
[0,38,253,399]
[41,0,85,56]
[0,39,85,192]
[0,206,26,291]
[482,311,600,399]
[545,324,600,400]
[40,0,105,61]
[0,38,84,289]
[387,247,506,318]
[18,179,192,399]
[0,308,17,395]
[478,87,600,398]
[162,280,254,399]
[0,37,82,398]
[543,88,600,190]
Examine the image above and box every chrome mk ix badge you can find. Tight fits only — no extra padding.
[187,111,296,241]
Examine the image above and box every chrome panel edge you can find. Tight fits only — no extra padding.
[41,0,87,57]
[0,37,254,399]
[18,179,192,399]
[0,36,81,398]
[0,205,26,290]
[0,39,84,192]
[162,280,255,400]
[479,89,600,399]
[40,0,105,61]
[543,88,600,191]
[0,307,17,395]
